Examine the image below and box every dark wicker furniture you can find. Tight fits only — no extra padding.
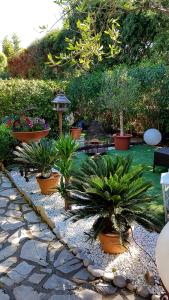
[153,147,169,172]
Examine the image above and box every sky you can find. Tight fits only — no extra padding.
[0,0,63,49]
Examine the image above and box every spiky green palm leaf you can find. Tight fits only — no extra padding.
[14,139,58,177]
[65,154,162,241]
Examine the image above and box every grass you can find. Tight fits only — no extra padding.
[74,144,165,224]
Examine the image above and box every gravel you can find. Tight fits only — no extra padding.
[10,170,163,295]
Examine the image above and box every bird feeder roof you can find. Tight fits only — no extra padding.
[51,94,70,104]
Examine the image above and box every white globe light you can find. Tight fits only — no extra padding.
[144,128,162,146]
[156,222,169,292]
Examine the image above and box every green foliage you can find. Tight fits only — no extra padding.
[0,52,7,72]
[0,79,65,137]
[66,154,161,241]
[13,139,58,178]
[0,125,17,163]
[49,15,120,70]
[56,135,78,195]
[101,66,141,134]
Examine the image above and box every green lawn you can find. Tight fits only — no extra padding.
[75,144,165,223]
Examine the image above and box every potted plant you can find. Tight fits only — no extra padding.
[101,67,140,150]
[70,127,82,140]
[6,114,50,143]
[65,154,160,254]
[55,135,79,210]
[13,139,60,195]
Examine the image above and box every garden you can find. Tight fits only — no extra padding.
[1,0,169,299]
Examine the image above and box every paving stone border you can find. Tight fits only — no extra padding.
[1,164,162,299]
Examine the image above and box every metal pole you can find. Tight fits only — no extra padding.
[58,111,63,136]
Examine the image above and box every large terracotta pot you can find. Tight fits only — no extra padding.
[99,231,129,254]
[114,134,132,150]
[13,128,51,143]
[70,127,82,140]
[36,172,60,195]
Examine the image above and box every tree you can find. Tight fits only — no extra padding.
[0,52,7,72]
[2,34,20,58]
[12,33,20,53]
[101,67,140,136]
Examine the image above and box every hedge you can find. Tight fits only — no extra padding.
[0,79,66,136]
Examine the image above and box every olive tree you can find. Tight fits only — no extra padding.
[101,67,141,136]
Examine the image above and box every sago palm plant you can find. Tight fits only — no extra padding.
[56,135,78,189]
[14,139,58,178]
[55,135,79,209]
[66,154,160,242]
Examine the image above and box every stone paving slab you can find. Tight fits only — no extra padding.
[0,171,136,300]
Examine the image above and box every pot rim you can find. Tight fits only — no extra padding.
[114,134,132,138]
[12,128,51,134]
[36,172,60,180]
[70,127,82,130]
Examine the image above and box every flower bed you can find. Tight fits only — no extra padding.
[9,169,164,296]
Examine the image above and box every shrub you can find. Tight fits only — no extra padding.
[0,79,66,137]
[0,125,17,164]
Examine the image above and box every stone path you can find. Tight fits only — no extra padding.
[0,172,136,300]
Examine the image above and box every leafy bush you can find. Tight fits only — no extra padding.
[0,79,66,137]
[0,125,17,164]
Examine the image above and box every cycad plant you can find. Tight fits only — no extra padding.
[14,139,58,178]
[66,154,160,244]
[55,135,79,209]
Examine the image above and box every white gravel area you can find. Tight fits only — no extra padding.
[10,170,163,294]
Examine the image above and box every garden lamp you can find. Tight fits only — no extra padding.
[51,94,70,136]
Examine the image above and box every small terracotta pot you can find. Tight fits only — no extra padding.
[114,134,132,150]
[70,127,82,140]
[99,231,129,254]
[13,128,51,143]
[36,172,60,195]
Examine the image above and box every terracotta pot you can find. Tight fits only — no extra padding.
[114,134,132,150]
[99,231,129,254]
[36,172,60,195]
[70,127,82,140]
[12,128,51,143]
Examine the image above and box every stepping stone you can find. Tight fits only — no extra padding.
[8,228,30,245]
[49,242,64,262]
[0,231,9,243]
[0,209,6,215]
[24,211,41,223]
[0,290,10,300]
[72,269,94,283]
[0,276,15,286]
[0,245,17,261]
[0,257,17,273]
[22,204,31,212]
[0,216,24,231]
[48,296,77,300]
[54,249,74,267]
[28,272,46,284]
[40,268,52,274]
[8,203,20,210]
[8,261,34,283]
[0,188,17,198]
[57,258,82,274]
[29,224,55,241]
[43,274,76,290]
[5,209,22,219]
[0,198,9,208]
[20,240,48,266]
[13,285,46,300]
